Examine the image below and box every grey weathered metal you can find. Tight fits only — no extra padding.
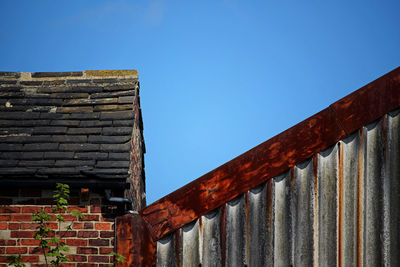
[156,109,400,266]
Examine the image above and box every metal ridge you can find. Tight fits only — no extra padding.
[141,66,400,241]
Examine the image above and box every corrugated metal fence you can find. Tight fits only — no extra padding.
[156,109,400,266]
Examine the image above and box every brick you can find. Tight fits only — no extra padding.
[59,143,99,151]
[57,231,76,237]
[50,120,80,127]
[89,239,109,247]
[118,96,134,104]
[104,84,136,91]
[0,112,40,120]
[0,215,11,221]
[21,206,42,213]
[68,255,87,262]
[79,215,99,221]
[18,160,55,167]
[29,247,44,254]
[20,223,40,230]
[0,71,20,77]
[0,207,20,213]
[88,135,130,144]
[50,93,89,99]
[65,79,91,84]
[8,223,19,230]
[88,256,109,263]
[91,78,118,84]
[20,152,44,159]
[94,104,132,112]
[68,86,103,93]
[19,81,43,86]
[84,222,93,229]
[72,222,83,229]
[96,161,129,168]
[0,247,4,254]
[63,98,117,106]
[20,255,39,263]
[77,247,98,254]
[66,239,88,246]
[91,90,134,99]
[43,79,66,85]
[100,143,130,152]
[0,143,23,151]
[77,264,97,267]
[67,128,102,135]
[99,247,113,254]
[108,152,130,160]
[94,223,111,230]
[69,112,100,120]
[100,231,113,238]
[0,120,51,128]
[6,240,16,246]
[32,127,67,135]
[0,159,18,167]
[90,206,102,213]
[77,231,98,238]
[0,167,35,176]
[56,106,93,113]
[69,206,88,213]
[0,80,17,84]
[74,152,108,160]
[11,231,33,238]
[10,98,62,106]
[79,120,112,127]
[44,151,74,159]
[0,223,6,230]
[32,72,83,78]
[55,160,95,167]
[112,120,133,127]
[6,247,27,254]
[22,239,41,246]
[100,111,133,120]
[40,113,68,119]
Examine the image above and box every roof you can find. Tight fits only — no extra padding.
[141,66,400,241]
[0,70,141,181]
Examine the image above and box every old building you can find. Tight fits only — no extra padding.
[0,70,145,266]
[1,67,399,266]
[140,67,400,266]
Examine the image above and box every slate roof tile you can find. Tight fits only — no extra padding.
[0,70,142,180]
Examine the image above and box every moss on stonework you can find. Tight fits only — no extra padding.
[85,70,138,78]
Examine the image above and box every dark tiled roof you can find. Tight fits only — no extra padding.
[0,70,141,180]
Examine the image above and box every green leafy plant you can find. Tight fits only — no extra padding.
[109,252,126,266]
[7,255,25,267]
[8,183,84,267]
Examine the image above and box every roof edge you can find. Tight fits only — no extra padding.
[140,66,400,241]
[0,69,138,80]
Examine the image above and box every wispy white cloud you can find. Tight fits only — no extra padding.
[144,0,166,26]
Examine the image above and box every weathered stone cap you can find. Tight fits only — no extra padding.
[0,70,142,180]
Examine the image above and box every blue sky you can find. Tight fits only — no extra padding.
[1,0,399,204]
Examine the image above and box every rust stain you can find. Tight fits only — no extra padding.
[141,67,400,241]
[174,230,181,267]
[116,214,156,267]
[356,128,364,267]
[219,204,227,267]
[338,142,344,267]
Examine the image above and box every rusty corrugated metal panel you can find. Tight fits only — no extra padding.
[142,67,400,241]
[115,214,156,267]
[154,109,400,266]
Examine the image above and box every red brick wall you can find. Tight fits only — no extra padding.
[0,188,119,267]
